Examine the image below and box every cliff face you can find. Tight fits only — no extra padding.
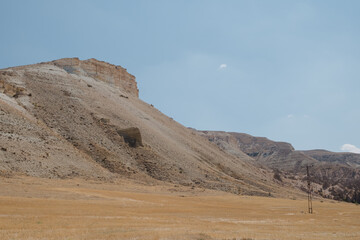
[52,58,139,97]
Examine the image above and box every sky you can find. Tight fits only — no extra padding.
[0,0,359,152]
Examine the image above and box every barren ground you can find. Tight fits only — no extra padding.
[0,176,359,240]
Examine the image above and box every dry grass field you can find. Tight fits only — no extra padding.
[0,176,359,240]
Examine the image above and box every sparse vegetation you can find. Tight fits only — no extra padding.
[273,170,282,182]
[0,177,359,240]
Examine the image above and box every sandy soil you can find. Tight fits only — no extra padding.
[0,176,359,240]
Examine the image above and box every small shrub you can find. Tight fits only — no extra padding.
[273,171,282,182]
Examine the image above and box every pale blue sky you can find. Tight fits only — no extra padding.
[1,0,359,152]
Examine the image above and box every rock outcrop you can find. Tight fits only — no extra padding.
[52,58,139,97]
[117,127,143,148]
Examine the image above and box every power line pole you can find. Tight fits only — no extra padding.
[306,165,313,214]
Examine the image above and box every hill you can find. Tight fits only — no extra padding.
[0,58,292,197]
[199,131,360,203]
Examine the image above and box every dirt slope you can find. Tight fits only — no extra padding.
[0,58,289,196]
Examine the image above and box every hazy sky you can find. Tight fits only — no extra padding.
[1,0,359,152]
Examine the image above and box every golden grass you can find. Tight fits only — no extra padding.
[0,177,359,240]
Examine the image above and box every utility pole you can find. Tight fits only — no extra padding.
[306,165,313,214]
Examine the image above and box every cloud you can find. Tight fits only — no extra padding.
[341,144,360,154]
[286,114,310,119]
[218,64,227,70]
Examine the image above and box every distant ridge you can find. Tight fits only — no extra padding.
[199,131,360,203]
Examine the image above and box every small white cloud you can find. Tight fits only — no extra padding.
[287,114,294,118]
[341,144,360,154]
[219,64,227,70]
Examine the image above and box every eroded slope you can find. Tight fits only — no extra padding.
[0,58,288,196]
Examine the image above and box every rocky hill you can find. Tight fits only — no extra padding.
[0,58,295,197]
[199,131,360,203]
[199,131,317,171]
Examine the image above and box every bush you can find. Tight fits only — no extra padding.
[273,171,282,182]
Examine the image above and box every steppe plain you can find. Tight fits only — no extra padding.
[0,176,359,240]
